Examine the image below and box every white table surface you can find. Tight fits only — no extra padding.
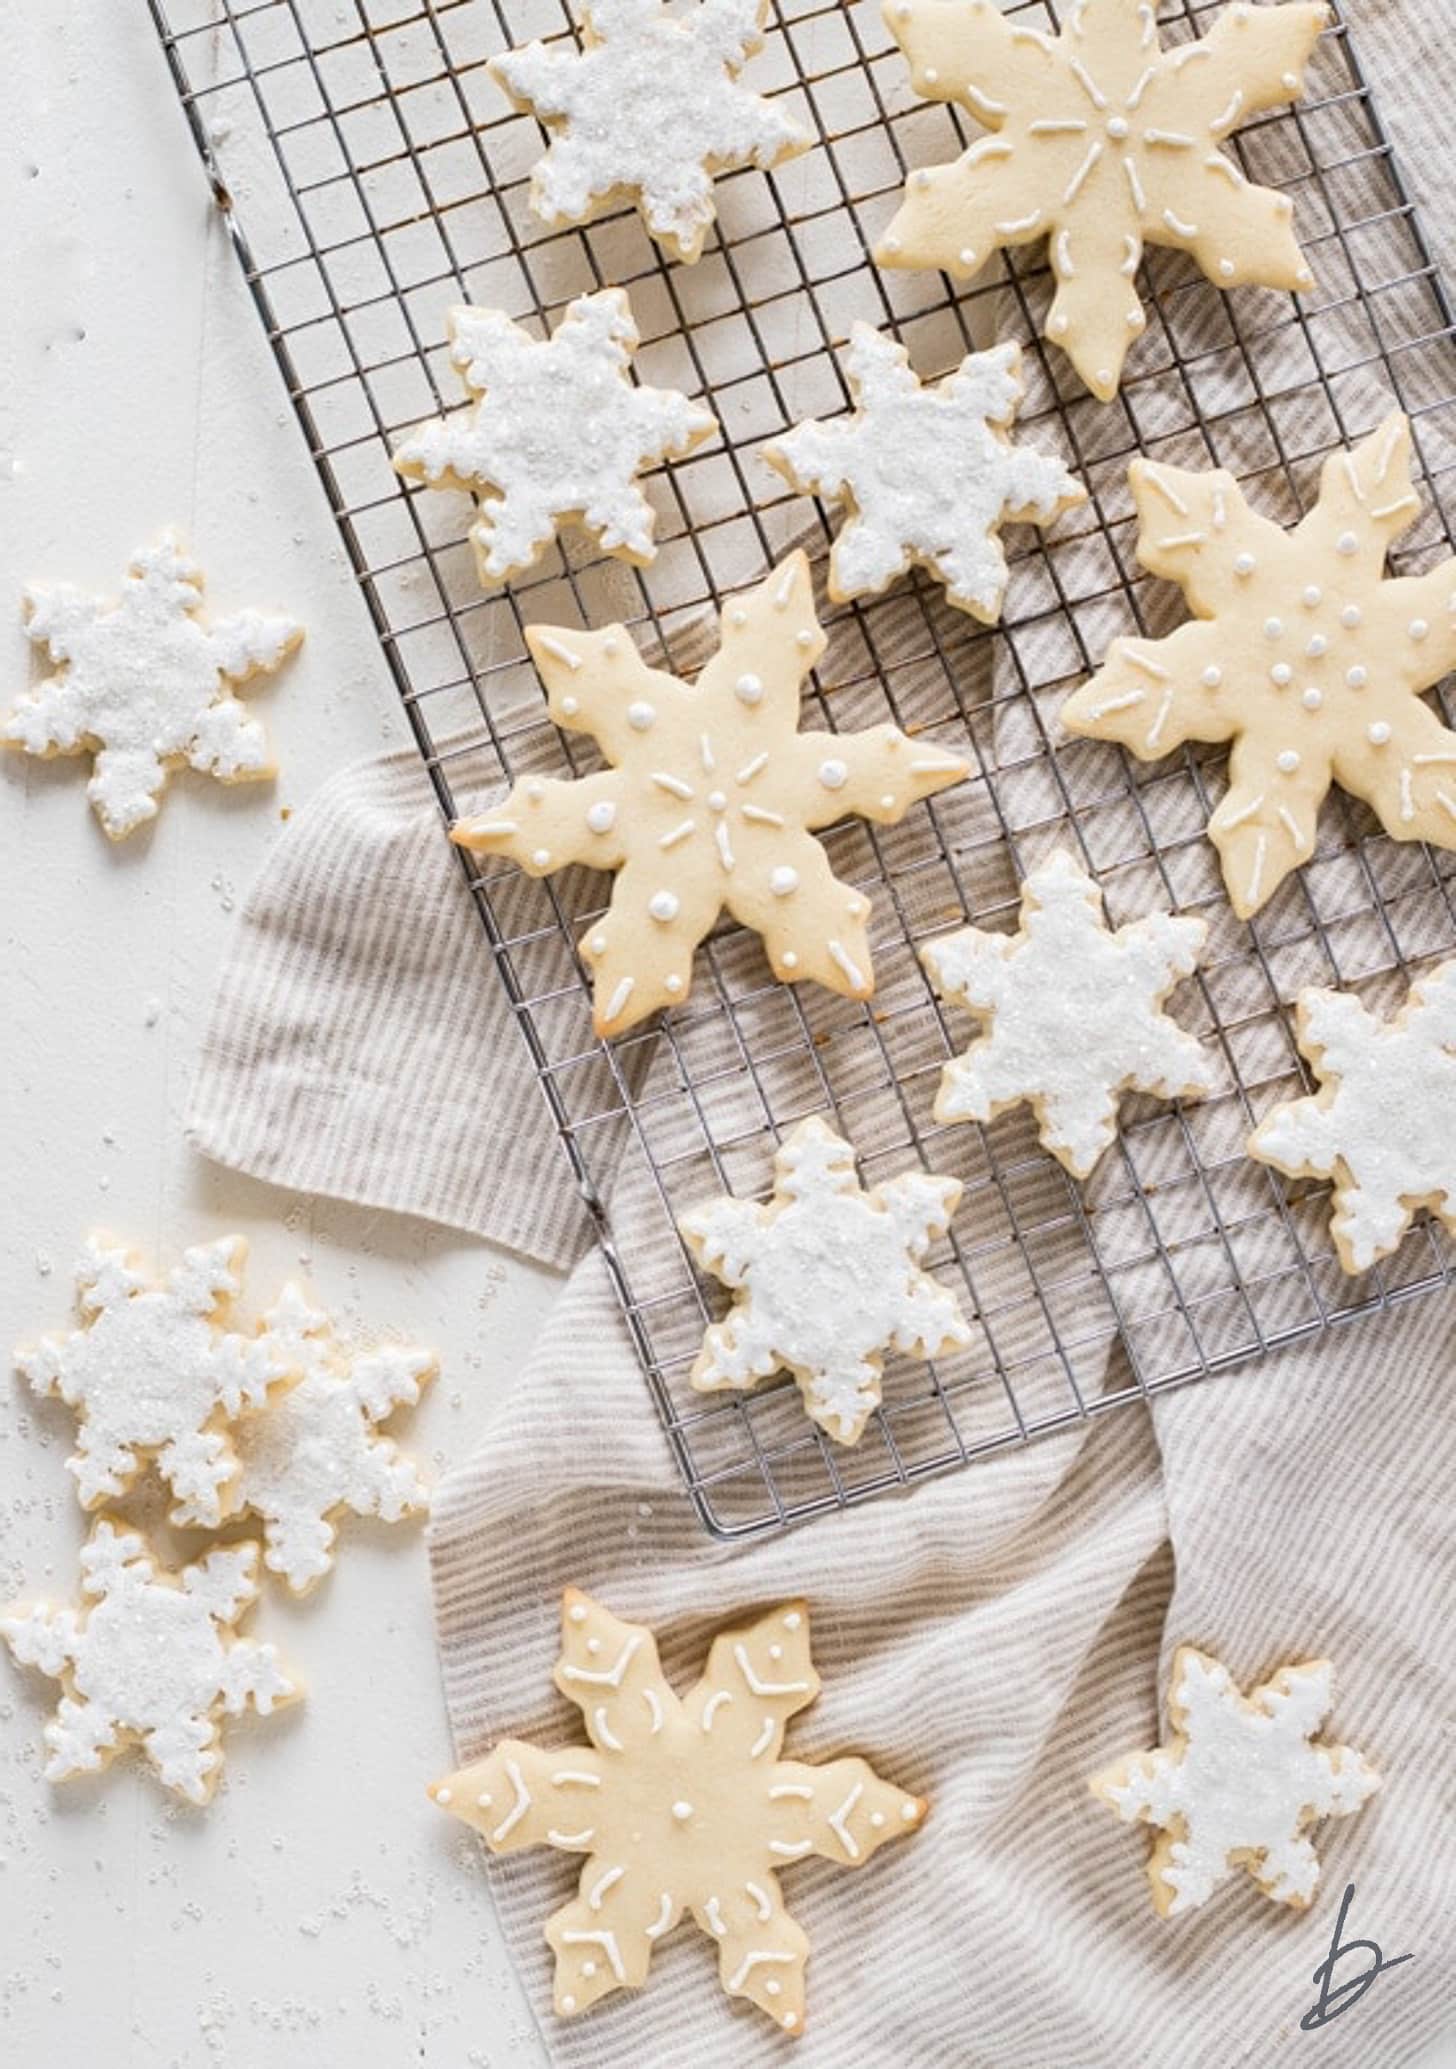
[3,6,1452,2065]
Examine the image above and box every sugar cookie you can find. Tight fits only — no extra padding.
[876,0,1328,400]
[1248,961,1456,1273]
[451,552,969,1035]
[491,0,809,265]
[3,534,301,838]
[1,1520,299,1804]
[920,850,1214,1177]
[393,291,716,587]
[429,1590,926,2031]
[764,329,1085,622]
[1061,414,1456,917]
[1090,1646,1379,1916]
[679,1115,971,1442]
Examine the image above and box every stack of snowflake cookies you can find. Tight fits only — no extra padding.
[3,1234,434,1806]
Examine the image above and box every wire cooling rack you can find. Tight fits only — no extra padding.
[152,0,1456,1537]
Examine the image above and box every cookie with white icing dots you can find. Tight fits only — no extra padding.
[234,1283,437,1595]
[876,0,1328,400]
[920,851,1215,1178]
[1248,960,1456,1273]
[490,0,809,265]
[1061,413,1456,918]
[679,1115,971,1442]
[16,1234,293,1529]
[764,328,1085,622]
[1090,1646,1380,1916]
[429,1589,926,2031]
[450,552,969,1036]
[3,534,301,838]
[1,1520,299,1805]
[393,291,716,588]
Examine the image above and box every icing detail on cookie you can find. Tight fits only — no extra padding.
[920,850,1215,1178]
[1062,414,1456,917]
[876,0,1328,399]
[232,1283,436,1594]
[0,1520,299,1803]
[1089,1646,1380,1916]
[1247,959,1456,1272]
[429,1591,925,2028]
[15,1234,292,1528]
[764,328,1084,622]
[678,1115,971,1443]
[450,553,968,1033]
[3,534,300,838]
[393,291,715,587]
[490,0,809,266]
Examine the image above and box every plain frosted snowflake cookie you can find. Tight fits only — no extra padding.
[393,291,716,587]
[876,0,1328,400]
[1247,960,1456,1273]
[490,0,809,265]
[920,851,1215,1177]
[429,1589,926,2031]
[16,1234,292,1528]
[1062,414,1456,917]
[679,1115,972,1442]
[1090,1646,1380,1916]
[1,1520,299,1805]
[451,552,969,1035]
[764,328,1085,622]
[234,1284,437,1595]
[3,533,301,837]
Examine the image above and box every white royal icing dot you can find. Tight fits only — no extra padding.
[627,701,655,731]
[1270,664,1292,687]
[582,1961,597,1978]
[1410,618,1430,642]
[769,1644,782,1660]
[1337,531,1359,556]
[766,1979,781,1997]
[1276,749,1300,773]
[603,636,620,656]
[591,933,608,955]
[1234,553,1256,577]
[1107,115,1130,139]
[1201,665,1222,689]
[782,951,799,969]
[1220,258,1235,278]
[959,246,977,267]
[569,1603,587,1623]
[1306,635,1327,659]
[671,1800,693,1822]
[586,1637,601,1654]
[735,672,764,704]
[436,1786,453,1804]
[871,1810,885,1827]
[561,695,579,716]
[587,800,616,833]
[1367,721,1391,744]
[901,1800,918,1821]
[1303,585,1322,608]
[1347,665,1369,689]
[533,847,551,867]
[562,1995,576,2012]
[818,757,848,790]
[649,890,680,923]
[665,974,683,994]
[1302,686,1323,710]
[477,1791,492,1808]
[796,629,813,649]
[783,1611,801,1628]
[708,789,727,811]
[771,866,799,897]
[1342,604,1362,629]
[1264,617,1283,641]
[526,779,546,800]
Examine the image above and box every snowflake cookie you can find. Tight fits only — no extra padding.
[679,1115,971,1442]
[490,0,809,265]
[1061,414,1456,918]
[430,1589,926,2030]
[920,851,1215,1178]
[764,329,1085,622]
[451,552,969,1035]
[393,291,717,588]
[1,1520,299,1804]
[3,534,301,837]
[1247,961,1456,1273]
[1090,1646,1380,1916]
[16,1234,292,1528]
[876,0,1328,400]
[233,1284,437,1594]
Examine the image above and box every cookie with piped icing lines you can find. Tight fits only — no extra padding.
[679,1114,972,1442]
[429,1589,926,2030]
[450,551,969,1036]
[1247,959,1456,1273]
[764,328,1085,622]
[1090,1646,1380,1916]
[1061,413,1456,918]
[876,0,1328,401]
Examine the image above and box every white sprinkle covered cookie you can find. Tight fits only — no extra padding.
[1,1520,299,1804]
[451,552,968,1035]
[4,534,301,838]
[921,851,1214,1178]
[877,0,1328,400]
[765,329,1085,622]
[491,0,809,265]
[1062,414,1456,917]
[430,1590,926,2031]
[679,1115,971,1443]
[1090,1646,1380,1916]
[16,1235,293,1528]
[393,292,716,587]
[234,1284,436,1594]
[1248,961,1456,1273]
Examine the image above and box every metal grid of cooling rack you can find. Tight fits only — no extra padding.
[152,0,1456,1539]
